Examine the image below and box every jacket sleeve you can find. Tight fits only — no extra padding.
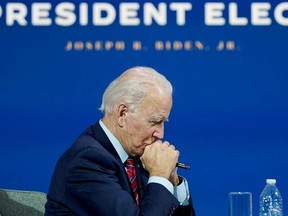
[173,197,196,216]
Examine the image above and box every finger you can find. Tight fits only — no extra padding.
[163,141,170,146]
[175,150,180,157]
[169,144,176,150]
[140,157,146,169]
[155,140,162,145]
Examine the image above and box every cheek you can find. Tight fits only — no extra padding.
[128,118,147,133]
[127,117,154,141]
[130,126,154,144]
[139,127,156,143]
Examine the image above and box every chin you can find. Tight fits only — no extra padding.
[134,148,145,157]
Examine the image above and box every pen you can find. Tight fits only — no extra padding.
[176,162,190,170]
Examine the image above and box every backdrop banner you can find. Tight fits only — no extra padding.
[1,1,287,215]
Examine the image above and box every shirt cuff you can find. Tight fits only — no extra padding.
[174,176,190,205]
[148,176,174,194]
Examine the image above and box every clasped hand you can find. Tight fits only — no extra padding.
[140,140,180,186]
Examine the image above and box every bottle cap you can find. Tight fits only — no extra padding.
[266,179,276,184]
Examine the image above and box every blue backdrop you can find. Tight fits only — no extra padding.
[1,1,287,215]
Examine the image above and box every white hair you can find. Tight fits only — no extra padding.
[99,66,173,114]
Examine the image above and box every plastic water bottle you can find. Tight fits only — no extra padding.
[259,179,283,216]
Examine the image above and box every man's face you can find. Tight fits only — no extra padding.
[120,90,173,157]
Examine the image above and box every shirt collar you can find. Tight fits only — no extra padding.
[99,119,128,163]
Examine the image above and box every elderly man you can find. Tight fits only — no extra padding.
[45,66,196,216]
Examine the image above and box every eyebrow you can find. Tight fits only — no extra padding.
[149,116,169,123]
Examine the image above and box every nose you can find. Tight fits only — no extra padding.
[153,124,164,139]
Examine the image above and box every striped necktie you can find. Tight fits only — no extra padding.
[125,157,140,205]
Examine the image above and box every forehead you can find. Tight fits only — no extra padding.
[138,90,172,118]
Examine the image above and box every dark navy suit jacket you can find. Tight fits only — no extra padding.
[45,122,195,216]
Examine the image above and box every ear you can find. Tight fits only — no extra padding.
[117,103,128,127]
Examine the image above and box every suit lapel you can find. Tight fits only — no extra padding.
[90,122,150,202]
[90,122,121,162]
[90,122,132,192]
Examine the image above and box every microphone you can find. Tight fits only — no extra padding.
[176,162,190,170]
